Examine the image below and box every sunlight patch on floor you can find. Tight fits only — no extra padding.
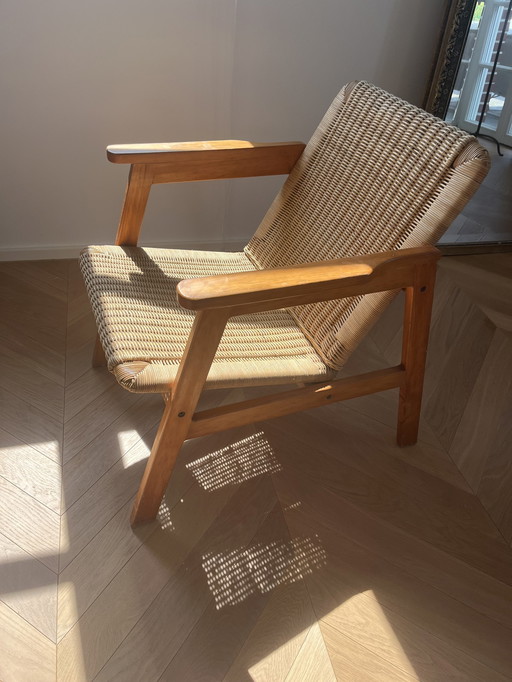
[117,430,151,468]
[326,589,419,679]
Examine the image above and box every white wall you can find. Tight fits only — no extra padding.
[0,0,446,258]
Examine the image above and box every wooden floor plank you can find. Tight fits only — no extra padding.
[0,427,61,513]
[62,383,142,464]
[93,477,279,682]
[284,622,336,682]
[0,319,65,386]
[59,473,272,682]
[0,268,67,354]
[265,421,512,583]
[320,620,419,682]
[0,386,62,463]
[0,476,60,573]
[0,599,55,682]
[61,394,161,511]
[64,367,116,423]
[0,260,69,296]
[57,497,154,642]
[0,346,64,421]
[0,530,58,643]
[275,468,512,630]
[423,289,495,451]
[160,505,294,682]
[320,582,510,681]
[285,510,512,679]
[450,329,512,490]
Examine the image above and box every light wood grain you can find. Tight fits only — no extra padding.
[0,600,55,682]
[0,476,60,573]
[63,382,142,464]
[189,367,405,439]
[321,583,510,681]
[0,386,62,463]
[277,471,512,631]
[0,345,64,421]
[0,427,61,513]
[159,503,292,681]
[0,530,58,642]
[107,139,305,165]
[61,394,161,510]
[297,516,512,678]
[267,421,512,582]
[450,329,512,490]
[320,620,419,682]
[177,246,440,312]
[284,622,336,682]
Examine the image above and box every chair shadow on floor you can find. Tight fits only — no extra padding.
[57,347,512,681]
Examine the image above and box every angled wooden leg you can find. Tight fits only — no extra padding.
[130,309,229,526]
[397,262,437,446]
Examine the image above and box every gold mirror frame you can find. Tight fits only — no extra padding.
[424,0,478,118]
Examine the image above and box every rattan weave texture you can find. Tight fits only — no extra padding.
[80,245,334,392]
[246,81,489,369]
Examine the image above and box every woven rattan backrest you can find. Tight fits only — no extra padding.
[245,81,489,370]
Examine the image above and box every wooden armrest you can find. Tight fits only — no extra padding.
[107,140,305,183]
[111,140,305,245]
[107,140,304,164]
[177,246,441,314]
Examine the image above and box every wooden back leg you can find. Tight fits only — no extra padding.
[91,164,153,369]
[397,261,437,446]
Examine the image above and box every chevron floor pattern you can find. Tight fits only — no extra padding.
[0,255,511,681]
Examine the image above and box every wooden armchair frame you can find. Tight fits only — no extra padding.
[96,140,440,526]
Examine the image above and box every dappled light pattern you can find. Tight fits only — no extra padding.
[186,432,281,491]
[202,536,326,609]
[157,499,175,532]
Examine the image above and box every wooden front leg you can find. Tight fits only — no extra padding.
[130,309,229,526]
[397,261,437,446]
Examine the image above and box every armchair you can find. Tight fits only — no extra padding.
[80,81,489,525]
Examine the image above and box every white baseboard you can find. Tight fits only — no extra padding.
[0,239,247,262]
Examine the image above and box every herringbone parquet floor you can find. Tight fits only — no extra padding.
[0,255,511,681]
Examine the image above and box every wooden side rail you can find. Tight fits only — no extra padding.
[177,246,441,314]
[188,366,406,439]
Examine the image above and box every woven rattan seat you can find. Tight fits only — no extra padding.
[81,245,334,392]
[80,81,489,525]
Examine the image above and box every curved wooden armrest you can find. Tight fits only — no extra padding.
[177,246,441,314]
[107,140,305,166]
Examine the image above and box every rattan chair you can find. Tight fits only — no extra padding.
[81,81,489,526]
